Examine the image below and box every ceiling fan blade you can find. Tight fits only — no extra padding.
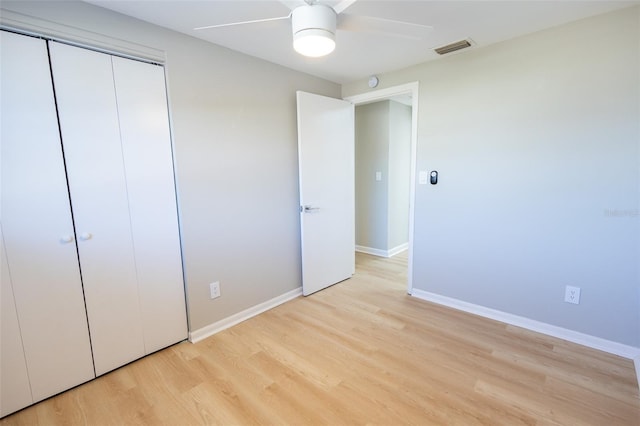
[337,14,433,40]
[333,0,358,14]
[194,14,290,31]
[279,0,307,11]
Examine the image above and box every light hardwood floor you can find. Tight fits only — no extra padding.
[2,252,639,425]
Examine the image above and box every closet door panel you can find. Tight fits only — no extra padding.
[1,229,32,417]
[112,57,188,353]
[49,42,145,375]
[0,32,95,403]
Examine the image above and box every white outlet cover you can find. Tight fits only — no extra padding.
[210,281,221,299]
[564,285,580,304]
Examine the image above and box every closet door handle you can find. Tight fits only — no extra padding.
[60,235,75,244]
[79,232,93,241]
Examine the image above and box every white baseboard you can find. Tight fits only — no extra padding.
[356,242,408,258]
[635,355,640,391]
[411,289,640,361]
[388,243,409,257]
[189,287,302,343]
[355,245,388,257]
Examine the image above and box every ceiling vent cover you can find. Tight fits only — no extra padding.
[434,39,472,55]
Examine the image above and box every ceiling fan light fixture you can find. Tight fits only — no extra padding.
[292,4,337,58]
[294,29,336,57]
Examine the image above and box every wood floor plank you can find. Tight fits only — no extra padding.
[2,251,638,425]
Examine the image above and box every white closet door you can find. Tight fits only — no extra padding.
[0,31,95,404]
[0,229,32,417]
[112,57,188,353]
[49,42,145,375]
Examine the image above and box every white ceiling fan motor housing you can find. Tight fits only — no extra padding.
[292,4,337,57]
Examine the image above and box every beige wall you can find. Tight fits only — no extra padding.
[1,1,340,332]
[344,6,640,347]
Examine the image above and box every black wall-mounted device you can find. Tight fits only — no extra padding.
[430,171,438,185]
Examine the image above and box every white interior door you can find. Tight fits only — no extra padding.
[0,31,95,406]
[297,91,354,296]
[49,42,145,375]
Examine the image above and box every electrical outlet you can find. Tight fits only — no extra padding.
[564,285,580,304]
[209,281,220,299]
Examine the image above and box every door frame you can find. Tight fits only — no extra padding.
[344,82,419,295]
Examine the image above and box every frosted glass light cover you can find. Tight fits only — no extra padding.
[293,29,336,57]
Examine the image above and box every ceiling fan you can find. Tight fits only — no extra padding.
[195,0,433,58]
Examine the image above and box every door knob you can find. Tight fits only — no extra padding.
[79,232,93,241]
[60,235,74,244]
[303,205,320,213]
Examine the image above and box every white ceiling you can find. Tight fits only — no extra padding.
[86,0,638,84]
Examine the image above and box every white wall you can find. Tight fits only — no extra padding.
[344,6,640,347]
[1,1,340,332]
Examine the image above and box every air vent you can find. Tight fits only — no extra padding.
[434,39,472,55]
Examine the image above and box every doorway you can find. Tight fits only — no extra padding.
[345,82,419,294]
